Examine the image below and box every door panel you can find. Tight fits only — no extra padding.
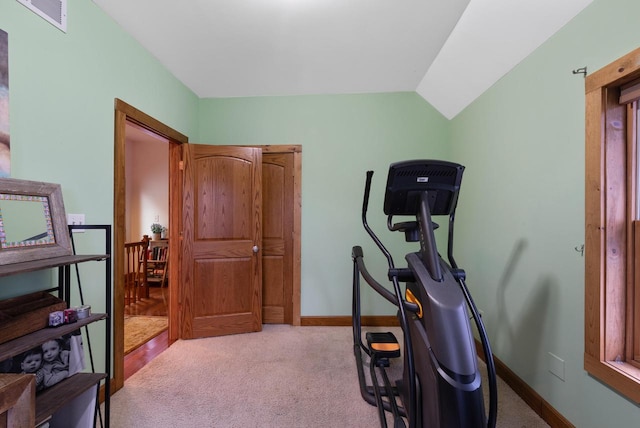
[194,258,253,316]
[263,257,284,320]
[181,144,262,338]
[262,153,294,324]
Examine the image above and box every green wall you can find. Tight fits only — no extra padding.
[2,0,640,425]
[0,0,198,369]
[450,0,640,426]
[198,93,451,315]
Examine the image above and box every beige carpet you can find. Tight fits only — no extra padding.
[124,316,168,355]
[110,325,549,427]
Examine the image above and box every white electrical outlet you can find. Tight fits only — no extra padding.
[67,213,85,233]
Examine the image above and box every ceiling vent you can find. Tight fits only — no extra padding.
[17,0,67,33]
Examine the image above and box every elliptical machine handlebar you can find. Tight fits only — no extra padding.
[362,171,396,271]
[351,245,419,313]
[357,171,420,313]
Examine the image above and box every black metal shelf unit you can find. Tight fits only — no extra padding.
[0,224,111,427]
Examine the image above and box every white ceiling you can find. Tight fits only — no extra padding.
[93,0,593,119]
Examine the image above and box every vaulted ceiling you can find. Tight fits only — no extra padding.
[93,0,593,119]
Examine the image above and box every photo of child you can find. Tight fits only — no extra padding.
[41,338,69,388]
[19,346,45,391]
[0,329,85,392]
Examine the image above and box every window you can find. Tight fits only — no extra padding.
[585,47,640,403]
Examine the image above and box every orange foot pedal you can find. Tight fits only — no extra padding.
[366,331,401,364]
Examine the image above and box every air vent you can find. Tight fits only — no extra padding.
[17,0,67,33]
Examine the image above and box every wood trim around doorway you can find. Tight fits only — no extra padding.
[113,112,302,391]
[113,99,188,393]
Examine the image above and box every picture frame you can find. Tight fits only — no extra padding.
[0,178,71,265]
[0,329,85,392]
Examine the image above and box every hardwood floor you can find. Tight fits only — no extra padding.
[124,286,169,380]
[124,285,167,317]
[124,330,169,381]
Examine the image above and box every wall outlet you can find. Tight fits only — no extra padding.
[548,352,565,381]
[67,213,85,233]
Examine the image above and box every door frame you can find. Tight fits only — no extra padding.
[113,99,188,392]
[113,107,302,390]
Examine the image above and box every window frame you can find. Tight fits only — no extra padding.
[631,105,640,370]
[585,46,640,403]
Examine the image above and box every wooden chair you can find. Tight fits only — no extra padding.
[124,235,150,305]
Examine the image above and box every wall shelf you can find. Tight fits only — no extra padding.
[35,372,106,426]
[0,255,107,278]
[0,224,112,427]
[0,313,106,362]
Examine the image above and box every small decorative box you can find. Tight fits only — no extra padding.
[48,311,64,327]
[64,308,78,324]
[75,305,91,319]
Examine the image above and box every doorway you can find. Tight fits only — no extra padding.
[123,120,170,377]
[113,99,187,392]
[112,100,302,394]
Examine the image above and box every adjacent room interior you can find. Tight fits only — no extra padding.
[122,121,169,378]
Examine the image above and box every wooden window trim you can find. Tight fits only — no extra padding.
[630,104,640,370]
[585,47,640,404]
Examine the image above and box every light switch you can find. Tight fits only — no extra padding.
[67,213,85,233]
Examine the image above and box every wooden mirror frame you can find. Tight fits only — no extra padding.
[0,178,71,264]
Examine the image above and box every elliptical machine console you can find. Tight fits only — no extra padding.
[352,160,497,428]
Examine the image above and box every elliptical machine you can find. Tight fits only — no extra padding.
[352,160,497,428]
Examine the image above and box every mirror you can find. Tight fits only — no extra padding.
[0,195,54,247]
[0,178,71,264]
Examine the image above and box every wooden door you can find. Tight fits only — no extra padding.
[180,144,262,339]
[262,153,294,324]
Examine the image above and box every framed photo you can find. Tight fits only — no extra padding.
[0,329,85,392]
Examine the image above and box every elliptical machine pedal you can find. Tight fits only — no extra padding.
[366,331,401,366]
